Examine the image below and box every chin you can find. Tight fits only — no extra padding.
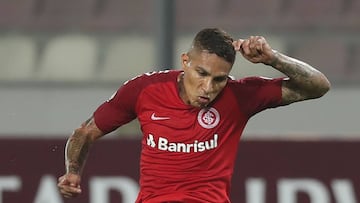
[190,102,203,108]
[198,103,209,108]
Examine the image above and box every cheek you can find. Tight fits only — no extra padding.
[213,82,227,93]
[184,75,200,97]
[187,73,201,88]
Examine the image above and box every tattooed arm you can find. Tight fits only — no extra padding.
[233,36,331,105]
[270,51,330,105]
[57,117,105,198]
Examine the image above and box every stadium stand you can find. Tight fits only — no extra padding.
[174,0,355,32]
[346,43,360,82]
[279,0,344,28]
[173,35,194,70]
[37,34,97,81]
[33,0,97,31]
[344,0,360,26]
[215,0,282,30]
[0,0,358,84]
[99,35,155,82]
[0,35,36,80]
[175,0,220,30]
[87,0,154,32]
[175,0,285,31]
[0,0,36,29]
[0,0,359,138]
[287,38,348,84]
[0,0,357,32]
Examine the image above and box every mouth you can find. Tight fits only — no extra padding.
[198,96,210,105]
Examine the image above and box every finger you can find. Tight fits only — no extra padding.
[249,39,257,53]
[63,192,79,199]
[241,39,251,55]
[57,179,70,188]
[59,186,76,197]
[66,185,82,193]
[60,186,82,196]
[60,189,74,198]
[58,176,65,182]
[248,36,260,53]
[58,181,82,192]
[57,181,67,188]
[232,39,244,51]
[70,186,82,193]
[248,36,265,56]
[255,40,263,55]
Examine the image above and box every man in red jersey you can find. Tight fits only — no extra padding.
[57,28,330,202]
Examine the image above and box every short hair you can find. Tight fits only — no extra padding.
[191,28,236,65]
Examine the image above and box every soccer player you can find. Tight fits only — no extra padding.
[57,28,330,202]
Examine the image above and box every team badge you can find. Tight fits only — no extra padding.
[197,107,220,129]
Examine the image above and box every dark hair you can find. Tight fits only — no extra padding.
[192,28,236,65]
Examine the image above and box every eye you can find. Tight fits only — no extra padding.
[197,69,207,77]
[213,76,227,83]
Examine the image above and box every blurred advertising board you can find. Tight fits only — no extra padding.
[0,138,359,203]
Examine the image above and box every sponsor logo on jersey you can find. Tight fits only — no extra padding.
[197,107,220,129]
[150,113,170,120]
[146,134,218,153]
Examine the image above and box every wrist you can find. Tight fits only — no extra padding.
[266,50,280,67]
[66,162,82,175]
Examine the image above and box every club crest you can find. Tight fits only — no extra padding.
[197,107,220,129]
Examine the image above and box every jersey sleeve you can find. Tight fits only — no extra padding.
[93,76,143,134]
[234,76,284,117]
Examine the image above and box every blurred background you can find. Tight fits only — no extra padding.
[0,0,359,138]
[0,0,359,202]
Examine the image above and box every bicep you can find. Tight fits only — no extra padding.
[281,78,308,105]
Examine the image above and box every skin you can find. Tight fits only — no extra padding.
[57,35,330,198]
[57,118,103,198]
[179,49,232,108]
[232,36,330,105]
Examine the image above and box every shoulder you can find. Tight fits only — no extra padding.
[113,70,180,101]
[226,76,283,91]
[229,76,283,85]
[123,69,180,87]
[224,76,284,116]
[226,76,284,104]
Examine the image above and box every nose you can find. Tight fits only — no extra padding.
[202,78,213,94]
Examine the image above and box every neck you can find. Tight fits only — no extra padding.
[177,72,189,105]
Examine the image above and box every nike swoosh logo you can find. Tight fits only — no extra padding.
[151,113,170,120]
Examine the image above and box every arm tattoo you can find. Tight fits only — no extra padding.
[271,51,330,104]
[65,119,94,174]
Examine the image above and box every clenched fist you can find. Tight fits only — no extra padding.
[233,36,277,66]
[57,173,82,198]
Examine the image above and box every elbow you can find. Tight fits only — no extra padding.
[72,127,97,144]
[323,79,331,95]
[313,73,331,98]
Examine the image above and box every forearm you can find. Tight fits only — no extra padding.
[64,117,104,175]
[270,51,330,98]
[65,129,92,175]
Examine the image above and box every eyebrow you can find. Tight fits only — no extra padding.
[196,66,228,80]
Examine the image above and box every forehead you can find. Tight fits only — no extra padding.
[189,50,232,75]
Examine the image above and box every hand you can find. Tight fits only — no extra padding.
[233,36,277,65]
[57,173,82,198]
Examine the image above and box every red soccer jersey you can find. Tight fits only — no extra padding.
[94,70,283,203]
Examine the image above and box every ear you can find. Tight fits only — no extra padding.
[181,53,190,69]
